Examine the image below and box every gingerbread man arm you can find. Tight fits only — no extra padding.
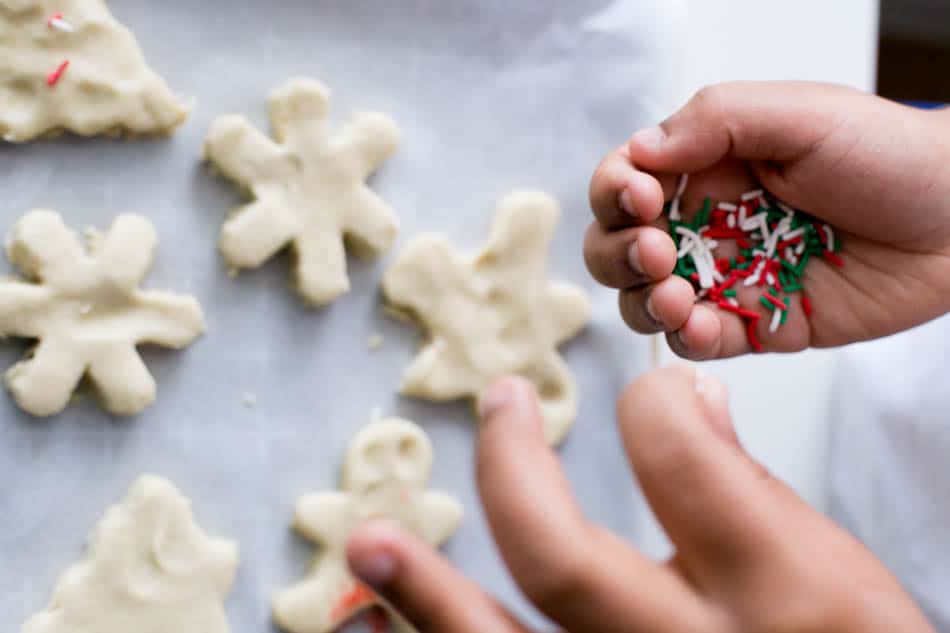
[416,492,464,547]
[543,281,592,345]
[400,339,481,400]
[204,115,293,189]
[293,492,352,548]
[382,236,463,319]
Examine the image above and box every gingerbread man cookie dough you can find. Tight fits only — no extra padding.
[383,191,591,445]
[22,476,238,633]
[203,78,400,306]
[273,418,462,633]
[0,210,205,417]
[0,0,188,141]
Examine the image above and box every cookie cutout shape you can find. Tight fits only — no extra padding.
[22,475,239,633]
[383,191,591,445]
[273,418,462,633]
[0,210,205,417]
[0,0,188,141]
[203,78,400,306]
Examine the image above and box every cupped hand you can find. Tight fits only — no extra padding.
[346,372,934,633]
[585,82,950,359]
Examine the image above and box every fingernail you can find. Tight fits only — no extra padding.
[631,126,666,152]
[351,550,398,589]
[645,293,661,326]
[478,379,516,419]
[627,241,644,276]
[619,187,637,217]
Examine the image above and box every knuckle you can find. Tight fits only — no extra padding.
[516,544,595,612]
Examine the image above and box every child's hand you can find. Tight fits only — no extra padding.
[347,372,935,633]
[586,82,950,358]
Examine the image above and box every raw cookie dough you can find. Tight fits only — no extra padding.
[22,475,239,633]
[203,78,400,306]
[273,417,462,633]
[382,191,591,445]
[0,210,206,417]
[0,0,188,141]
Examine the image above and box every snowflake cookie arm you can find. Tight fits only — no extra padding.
[5,337,87,417]
[415,492,463,547]
[220,199,300,270]
[334,111,401,183]
[93,214,157,292]
[6,209,92,290]
[127,292,206,349]
[0,280,53,338]
[203,115,294,190]
[292,225,350,306]
[85,344,156,416]
[543,281,592,345]
[293,492,352,549]
[341,186,399,257]
[269,79,331,147]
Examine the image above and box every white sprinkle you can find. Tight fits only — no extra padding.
[741,189,764,202]
[728,298,740,307]
[824,225,835,251]
[796,242,806,256]
[777,202,795,215]
[783,227,805,241]
[766,272,776,286]
[49,16,75,32]
[704,239,719,250]
[716,202,738,212]
[738,203,748,225]
[674,173,689,199]
[669,197,681,221]
[727,214,736,228]
[368,334,385,350]
[769,307,783,333]
[712,269,725,284]
[677,239,694,259]
[696,289,708,300]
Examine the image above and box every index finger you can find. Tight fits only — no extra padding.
[476,377,714,633]
[589,145,670,230]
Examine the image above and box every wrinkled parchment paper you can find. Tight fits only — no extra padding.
[0,1,685,629]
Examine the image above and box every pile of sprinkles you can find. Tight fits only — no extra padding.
[665,175,843,352]
[46,12,74,87]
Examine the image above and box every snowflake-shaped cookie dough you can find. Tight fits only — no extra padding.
[273,418,462,633]
[22,475,239,633]
[0,0,188,141]
[383,191,591,445]
[0,210,205,417]
[203,78,400,306]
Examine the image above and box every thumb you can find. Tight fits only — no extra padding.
[618,366,807,585]
[627,81,857,174]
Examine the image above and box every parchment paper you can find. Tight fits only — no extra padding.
[0,1,685,630]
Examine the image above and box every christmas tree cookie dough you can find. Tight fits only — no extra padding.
[22,475,239,633]
[0,0,188,141]
[0,210,205,417]
[203,78,400,306]
[382,192,591,445]
[273,418,462,633]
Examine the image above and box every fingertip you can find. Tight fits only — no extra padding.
[694,370,739,446]
[628,126,667,156]
[647,275,694,330]
[478,376,540,424]
[625,170,666,223]
[635,228,677,279]
[347,520,404,590]
[669,304,722,360]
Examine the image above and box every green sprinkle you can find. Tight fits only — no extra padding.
[723,289,737,298]
[759,297,775,311]
[769,287,780,297]
[784,283,803,293]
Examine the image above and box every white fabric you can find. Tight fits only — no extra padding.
[829,316,950,631]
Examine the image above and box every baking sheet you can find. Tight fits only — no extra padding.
[0,1,685,629]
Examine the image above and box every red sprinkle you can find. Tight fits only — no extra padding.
[47,60,69,86]
[764,293,785,310]
[331,583,376,622]
[822,251,844,268]
[47,12,63,27]
[802,295,814,317]
[746,318,764,352]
